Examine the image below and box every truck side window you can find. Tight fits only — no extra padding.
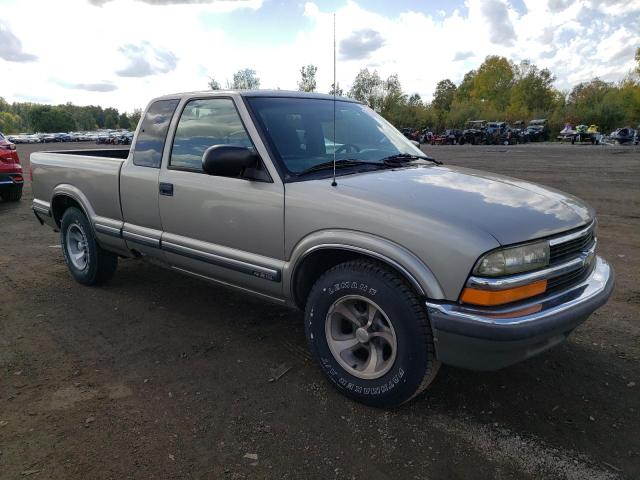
[170,98,253,172]
[132,99,179,168]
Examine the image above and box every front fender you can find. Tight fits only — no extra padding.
[284,229,445,300]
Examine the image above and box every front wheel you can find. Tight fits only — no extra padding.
[61,207,117,286]
[305,260,440,407]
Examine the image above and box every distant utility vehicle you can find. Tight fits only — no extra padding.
[526,119,549,142]
[30,91,614,407]
[459,120,487,145]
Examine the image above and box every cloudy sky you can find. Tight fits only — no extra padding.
[0,0,638,113]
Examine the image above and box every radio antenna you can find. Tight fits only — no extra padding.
[331,12,337,187]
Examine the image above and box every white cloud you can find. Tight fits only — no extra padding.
[453,51,475,61]
[0,20,38,62]
[54,80,119,92]
[481,0,517,46]
[339,29,385,60]
[116,42,178,77]
[0,0,637,113]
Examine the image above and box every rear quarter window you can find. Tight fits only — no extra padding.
[132,99,179,168]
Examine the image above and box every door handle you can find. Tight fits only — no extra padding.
[159,182,174,196]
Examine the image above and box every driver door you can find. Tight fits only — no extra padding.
[158,96,285,298]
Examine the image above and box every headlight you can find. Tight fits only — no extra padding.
[474,241,550,277]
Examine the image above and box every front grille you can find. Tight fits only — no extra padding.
[549,227,594,263]
[546,223,596,294]
[546,261,594,294]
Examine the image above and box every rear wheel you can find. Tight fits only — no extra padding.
[305,260,440,407]
[61,207,117,286]
[0,186,22,202]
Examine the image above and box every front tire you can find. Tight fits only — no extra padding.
[61,207,117,286]
[305,260,440,407]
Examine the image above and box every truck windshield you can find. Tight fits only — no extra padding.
[246,97,423,175]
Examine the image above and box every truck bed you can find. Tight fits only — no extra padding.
[30,149,129,223]
[45,148,130,159]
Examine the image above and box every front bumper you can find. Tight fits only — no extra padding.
[426,256,614,370]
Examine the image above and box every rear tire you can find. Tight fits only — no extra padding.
[61,207,117,286]
[305,260,440,407]
[1,186,22,202]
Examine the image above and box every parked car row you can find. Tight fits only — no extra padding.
[413,119,550,146]
[406,119,639,147]
[95,131,134,145]
[6,129,133,145]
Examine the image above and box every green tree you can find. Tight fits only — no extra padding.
[104,107,119,129]
[229,68,260,90]
[298,64,318,92]
[0,112,22,133]
[472,56,514,110]
[29,106,75,133]
[380,74,406,119]
[0,97,10,113]
[118,113,131,130]
[455,70,477,101]
[129,109,142,129]
[208,76,221,90]
[407,93,422,107]
[349,68,383,109]
[432,79,457,111]
[509,60,557,116]
[329,82,343,96]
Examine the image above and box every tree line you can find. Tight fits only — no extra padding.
[2,49,638,135]
[210,51,640,135]
[0,98,142,134]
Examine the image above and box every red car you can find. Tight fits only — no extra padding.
[0,133,23,202]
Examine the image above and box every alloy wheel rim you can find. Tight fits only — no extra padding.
[66,224,89,270]
[325,295,397,380]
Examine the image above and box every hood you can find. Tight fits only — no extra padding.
[333,165,593,246]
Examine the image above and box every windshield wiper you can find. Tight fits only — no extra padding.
[381,153,442,165]
[295,153,441,177]
[296,159,384,176]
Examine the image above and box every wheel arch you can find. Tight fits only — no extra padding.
[285,230,445,309]
[50,185,95,228]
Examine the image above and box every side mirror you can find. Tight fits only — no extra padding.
[202,145,259,178]
[410,140,420,147]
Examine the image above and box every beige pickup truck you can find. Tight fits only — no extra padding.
[31,90,614,406]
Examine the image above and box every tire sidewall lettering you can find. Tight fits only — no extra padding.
[307,270,420,400]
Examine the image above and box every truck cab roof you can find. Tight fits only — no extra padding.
[150,89,359,104]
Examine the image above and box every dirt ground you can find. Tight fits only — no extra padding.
[1,141,638,479]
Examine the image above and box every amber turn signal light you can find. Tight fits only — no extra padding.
[460,280,547,306]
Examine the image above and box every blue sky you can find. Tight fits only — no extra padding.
[0,0,638,111]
